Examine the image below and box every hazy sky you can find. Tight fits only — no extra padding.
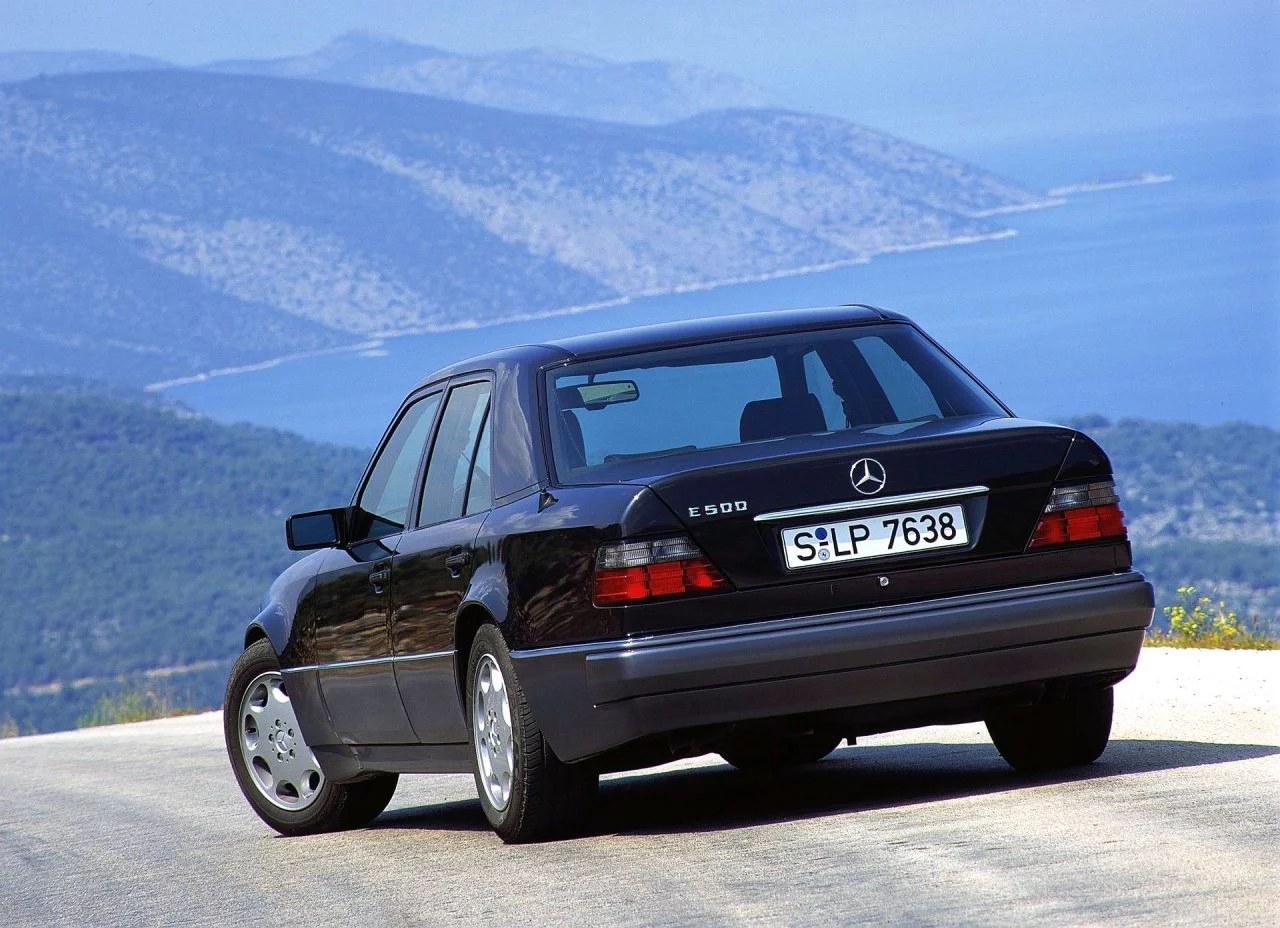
[1,1,1274,147]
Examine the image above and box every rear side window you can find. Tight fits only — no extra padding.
[546,324,1004,481]
[464,412,492,516]
[418,381,492,526]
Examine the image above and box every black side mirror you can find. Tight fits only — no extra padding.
[286,508,347,551]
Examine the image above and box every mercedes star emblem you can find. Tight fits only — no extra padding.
[850,458,887,495]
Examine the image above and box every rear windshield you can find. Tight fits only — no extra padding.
[545,323,1006,481]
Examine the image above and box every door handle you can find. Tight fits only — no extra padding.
[369,568,390,593]
[444,550,472,577]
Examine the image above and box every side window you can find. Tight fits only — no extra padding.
[356,392,442,539]
[855,337,942,422]
[464,412,492,516]
[418,381,492,526]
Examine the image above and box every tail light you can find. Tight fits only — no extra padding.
[593,535,728,606]
[1028,479,1127,549]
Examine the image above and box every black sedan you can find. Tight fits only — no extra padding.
[223,305,1154,843]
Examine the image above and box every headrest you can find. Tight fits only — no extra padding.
[740,394,827,443]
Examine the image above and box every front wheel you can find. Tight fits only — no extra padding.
[224,639,399,836]
[986,685,1114,774]
[467,625,598,843]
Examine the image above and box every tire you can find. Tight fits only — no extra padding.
[467,625,598,843]
[986,685,1114,774]
[718,732,844,772]
[224,639,399,836]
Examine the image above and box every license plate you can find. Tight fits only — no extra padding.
[781,503,968,569]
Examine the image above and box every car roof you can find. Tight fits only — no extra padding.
[545,304,905,359]
[414,304,908,388]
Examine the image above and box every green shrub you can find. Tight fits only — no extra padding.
[1145,586,1278,650]
[76,686,196,728]
[1,713,20,739]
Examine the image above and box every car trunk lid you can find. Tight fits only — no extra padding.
[638,416,1077,591]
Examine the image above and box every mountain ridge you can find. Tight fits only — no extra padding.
[0,32,776,126]
[203,30,779,125]
[0,69,1047,386]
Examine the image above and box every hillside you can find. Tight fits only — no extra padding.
[1065,416,1279,622]
[204,31,776,124]
[0,384,368,733]
[0,386,1274,734]
[0,70,1046,386]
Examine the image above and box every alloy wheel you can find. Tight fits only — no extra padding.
[472,653,515,812]
[237,671,325,811]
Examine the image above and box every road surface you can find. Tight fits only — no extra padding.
[1,648,1276,927]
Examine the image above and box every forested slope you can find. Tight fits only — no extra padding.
[0,385,367,731]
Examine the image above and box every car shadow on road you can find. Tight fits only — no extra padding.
[589,738,1279,836]
[373,737,1277,837]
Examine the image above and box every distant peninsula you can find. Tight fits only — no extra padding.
[1048,173,1174,197]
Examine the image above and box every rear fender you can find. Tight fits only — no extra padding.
[483,484,686,649]
[1054,431,1115,484]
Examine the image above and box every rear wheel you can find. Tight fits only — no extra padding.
[467,625,598,843]
[986,685,1114,774]
[718,731,844,771]
[224,639,398,836]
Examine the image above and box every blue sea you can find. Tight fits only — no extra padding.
[169,113,1279,449]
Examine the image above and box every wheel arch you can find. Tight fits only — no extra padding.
[245,601,289,655]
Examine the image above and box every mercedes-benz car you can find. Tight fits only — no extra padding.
[224,305,1154,843]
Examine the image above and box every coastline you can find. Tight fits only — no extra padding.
[145,339,387,391]
[1047,173,1174,197]
[144,227,1022,392]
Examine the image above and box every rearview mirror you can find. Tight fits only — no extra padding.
[558,380,639,411]
[286,508,346,550]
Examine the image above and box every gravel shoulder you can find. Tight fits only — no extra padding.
[1,648,1276,927]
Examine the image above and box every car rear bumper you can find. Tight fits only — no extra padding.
[511,571,1154,762]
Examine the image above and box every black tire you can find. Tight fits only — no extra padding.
[223,639,399,836]
[986,685,1114,774]
[718,732,844,772]
[466,625,598,843]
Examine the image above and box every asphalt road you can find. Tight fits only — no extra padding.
[1,649,1276,927]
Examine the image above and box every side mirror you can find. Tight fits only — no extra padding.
[286,508,347,551]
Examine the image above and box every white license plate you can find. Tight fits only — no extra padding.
[781,503,969,569]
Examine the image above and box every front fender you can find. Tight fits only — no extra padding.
[241,550,326,663]
[246,601,290,654]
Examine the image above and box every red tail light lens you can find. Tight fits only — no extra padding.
[593,536,728,605]
[1028,479,1127,549]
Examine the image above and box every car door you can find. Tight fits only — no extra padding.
[391,377,493,743]
[312,390,442,744]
